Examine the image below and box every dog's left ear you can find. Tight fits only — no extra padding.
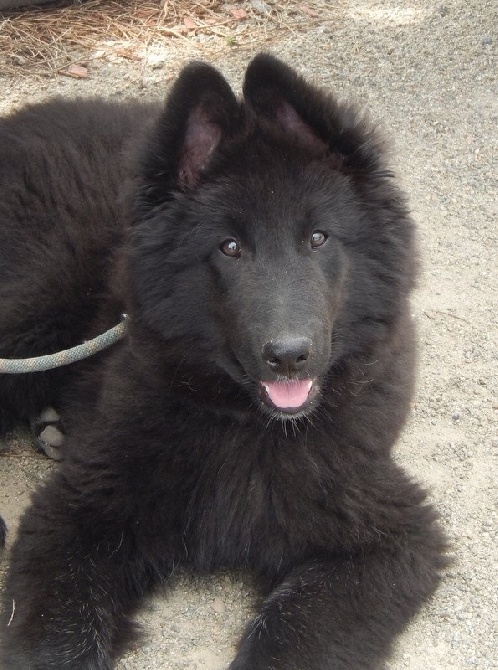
[243,54,385,172]
[243,53,328,154]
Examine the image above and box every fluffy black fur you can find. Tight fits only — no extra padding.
[0,54,447,669]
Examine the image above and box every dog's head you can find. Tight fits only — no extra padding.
[126,54,415,420]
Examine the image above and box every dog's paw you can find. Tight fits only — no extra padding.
[31,407,64,461]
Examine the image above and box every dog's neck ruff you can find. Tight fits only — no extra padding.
[0,315,128,374]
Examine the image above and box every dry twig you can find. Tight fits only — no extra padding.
[0,0,333,78]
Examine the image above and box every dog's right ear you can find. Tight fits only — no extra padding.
[137,62,240,210]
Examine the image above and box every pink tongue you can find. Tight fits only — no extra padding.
[262,380,313,409]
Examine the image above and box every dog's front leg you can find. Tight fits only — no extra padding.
[230,534,446,670]
[1,475,149,670]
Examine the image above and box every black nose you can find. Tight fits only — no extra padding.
[262,338,312,375]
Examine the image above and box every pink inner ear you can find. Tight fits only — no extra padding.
[179,107,222,188]
[276,101,327,153]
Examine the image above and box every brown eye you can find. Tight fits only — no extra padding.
[220,238,241,258]
[310,231,328,249]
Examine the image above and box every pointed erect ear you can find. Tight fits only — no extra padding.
[138,62,240,208]
[243,53,330,154]
[243,53,386,172]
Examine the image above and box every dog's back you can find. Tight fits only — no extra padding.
[0,98,157,430]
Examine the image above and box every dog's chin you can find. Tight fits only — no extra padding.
[256,378,320,420]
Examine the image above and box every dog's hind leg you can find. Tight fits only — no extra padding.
[30,407,64,461]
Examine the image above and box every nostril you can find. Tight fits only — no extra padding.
[266,355,280,371]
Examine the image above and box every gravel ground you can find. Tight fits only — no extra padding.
[0,0,497,668]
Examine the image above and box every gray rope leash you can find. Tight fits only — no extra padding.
[0,315,128,374]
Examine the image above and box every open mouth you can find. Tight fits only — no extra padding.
[259,378,317,415]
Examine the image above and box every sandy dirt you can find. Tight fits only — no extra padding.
[0,0,496,668]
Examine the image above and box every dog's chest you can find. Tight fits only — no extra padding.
[183,424,340,572]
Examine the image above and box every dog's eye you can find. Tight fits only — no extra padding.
[310,231,328,249]
[220,238,241,258]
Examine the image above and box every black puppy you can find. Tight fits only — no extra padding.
[0,54,447,669]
